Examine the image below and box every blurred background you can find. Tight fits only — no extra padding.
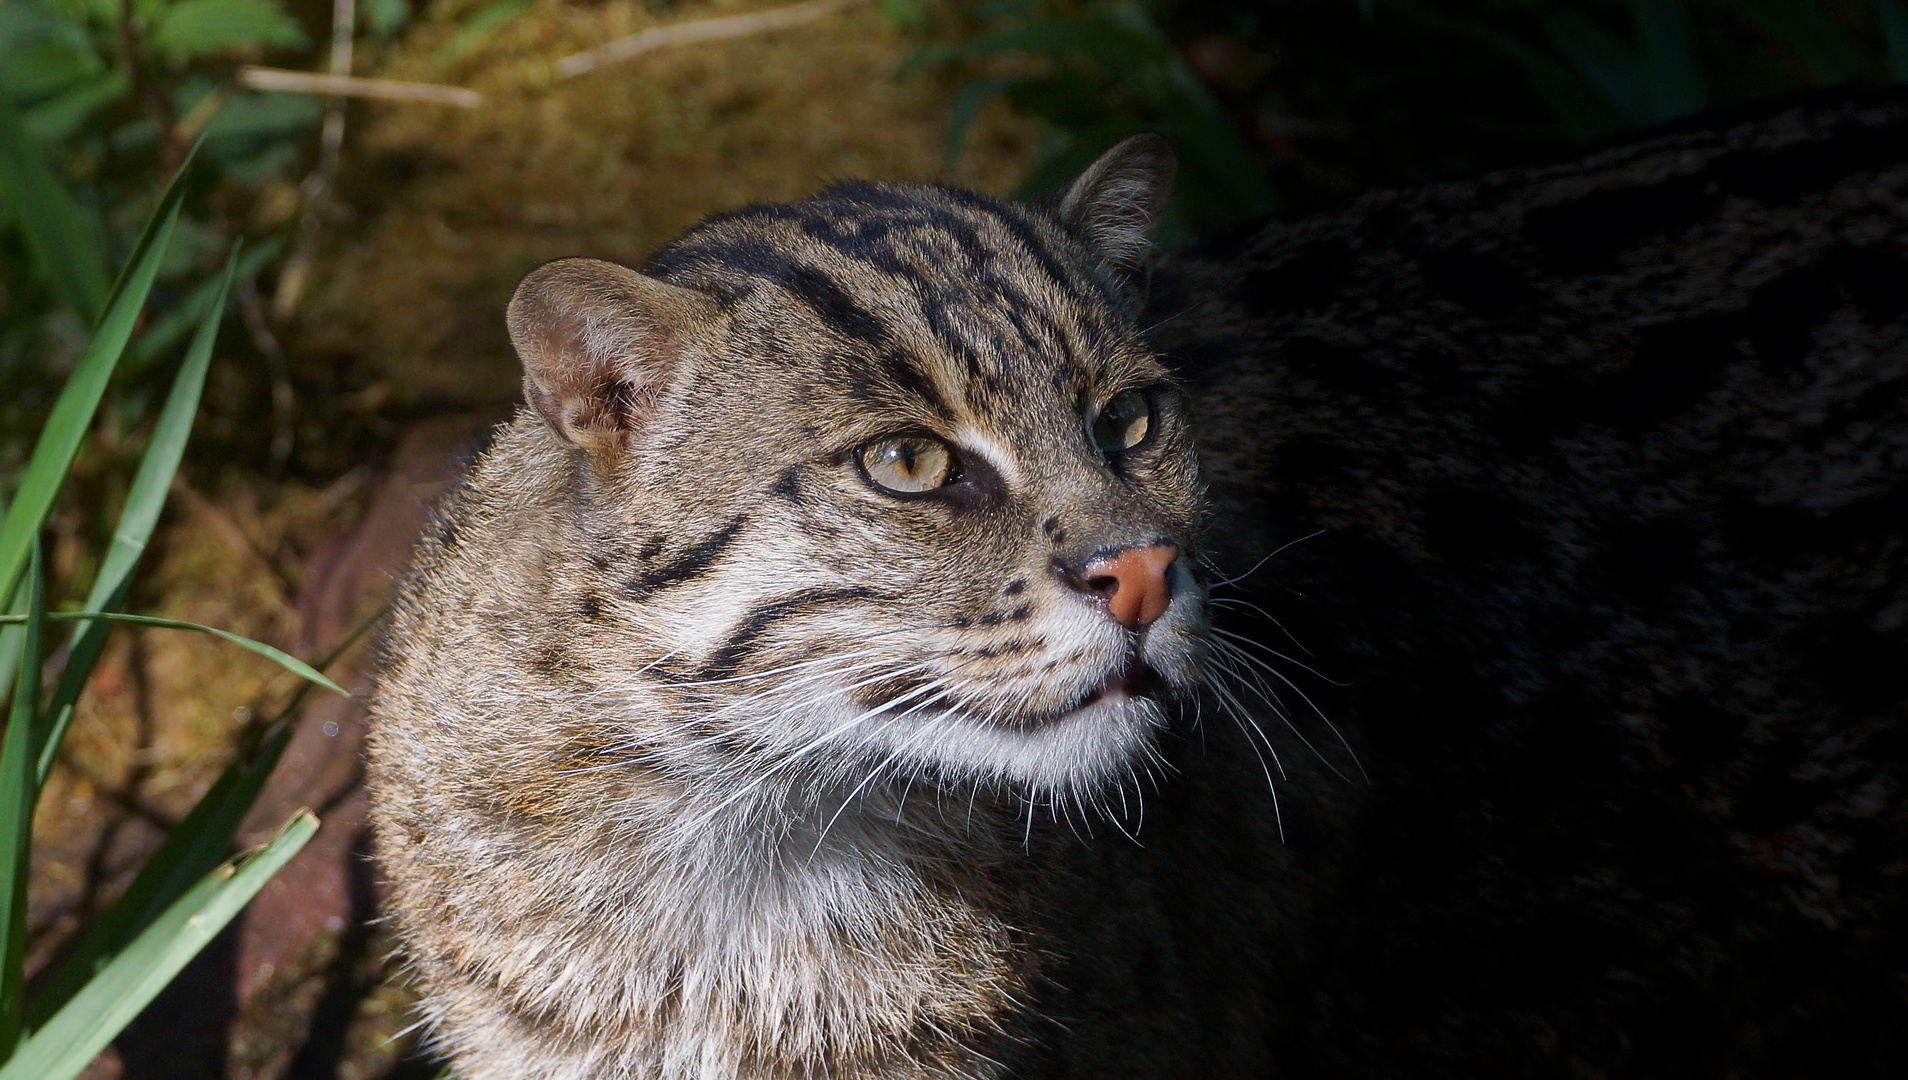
[3,0,1906,1076]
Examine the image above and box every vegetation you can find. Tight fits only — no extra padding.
[0,147,345,1078]
[914,0,1908,233]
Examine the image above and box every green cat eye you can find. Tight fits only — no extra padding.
[1091,388,1153,456]
[859,435,956,495]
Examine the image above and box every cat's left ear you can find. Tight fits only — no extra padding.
[1058,133,1177,275]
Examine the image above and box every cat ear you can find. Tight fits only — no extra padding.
[1058,133,1177,275]
[506,258,721,458]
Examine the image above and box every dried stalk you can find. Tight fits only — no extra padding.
[555,0,857,79]
[238,67,481,108]
[271,0,358,320]
[118,0,183,173]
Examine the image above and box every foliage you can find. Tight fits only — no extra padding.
[0,150,342,1080]
[913,0,1908,230]
[0,0,327,493]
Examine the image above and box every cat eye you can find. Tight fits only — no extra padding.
[1090,388,1154,456]
[859,435,958,495]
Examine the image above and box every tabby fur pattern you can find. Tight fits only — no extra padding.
[369,137,1217,1079]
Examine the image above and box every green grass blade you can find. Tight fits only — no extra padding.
[0,580,27,709]
[0,810,318,1080]
[30,606,373,1024]
[0,614,348,698]
[0,143,202,608]
[27,720,293,1025]
[0,545,45,1054]
[35,247,240,787]
[0,94,110,323]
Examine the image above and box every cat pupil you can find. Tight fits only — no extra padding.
[861,435,951,495]
[1093,390,1150,454]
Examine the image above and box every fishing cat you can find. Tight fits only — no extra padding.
[368,135,1252,1079]
[370,91,1908,1079]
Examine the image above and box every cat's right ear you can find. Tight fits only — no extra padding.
[506,258,721,459]
[1058,133,1176,276]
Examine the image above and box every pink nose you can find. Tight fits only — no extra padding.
[1080,544,1178,628]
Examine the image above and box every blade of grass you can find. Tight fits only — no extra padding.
[26,721,292,1023]
[34,246,241,788]
[30,608,376,1024]
[0,614,347,698]
[0,141,202,607]
[0,810,319,1080]
[0,580,27,710]
[0,94,110,323]
[0,545,44,1055]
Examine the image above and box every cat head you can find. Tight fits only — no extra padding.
[505,136,1203,805]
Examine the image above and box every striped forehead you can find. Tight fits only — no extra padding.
[645,182,1145,423]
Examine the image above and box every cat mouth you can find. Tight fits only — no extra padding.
[1073,654,1160,712]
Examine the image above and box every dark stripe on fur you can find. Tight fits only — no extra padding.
[782,263,888,348]
[627,516,748,597]
[699,586,887,679]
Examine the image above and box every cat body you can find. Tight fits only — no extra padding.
[1145,90,1908,1075]
[368,138,1246,1078]
[371,92,1908,1079]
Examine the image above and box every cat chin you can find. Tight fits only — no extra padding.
[872,690,1173,795]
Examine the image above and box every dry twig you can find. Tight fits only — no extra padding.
[238,67,482,108]
[271,0,358,320]
[555,0,857,79]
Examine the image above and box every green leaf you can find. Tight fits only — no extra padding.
[0,613,349,698]
[879,0,929,30]
[1882,0,1908,82]
[1732,0,1874,85]
[35,247,240,788]
[364,0,411,39]
[21,71,130,143]
[1543,10,1651,127]
[200,93,323,185]
[0,141,197,608]
[439,0,528,61]
[152,0,308,64]
[0,0,108,102]
[28,604,372,1026]
[0,810,318,1080]
[0,545,43,1054]
[1633,0,1703,121]
[0,91,110,322]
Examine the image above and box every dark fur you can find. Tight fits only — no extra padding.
[1023,89,1908,1078]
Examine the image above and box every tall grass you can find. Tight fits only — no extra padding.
[0,142,344,1080]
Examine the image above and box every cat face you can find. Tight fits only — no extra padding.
[509,137,1201,802]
